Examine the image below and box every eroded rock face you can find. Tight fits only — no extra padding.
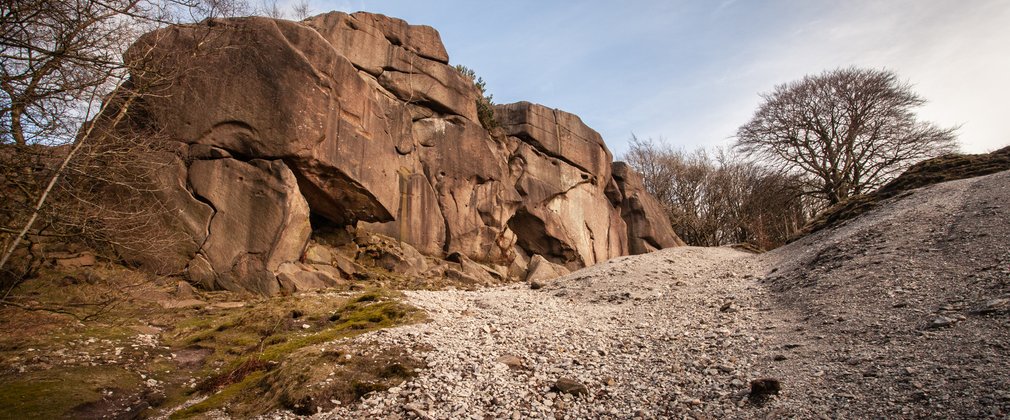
[115,12,681,294]
[415,118,520,263]
[612,162,686,253]
[125,149,213,275]
[128,16,411,226]
[502,107,628,270]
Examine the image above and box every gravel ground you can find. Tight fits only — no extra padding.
[752,169,1010,418]
[263,170,1010,419]
[266,247,793,420]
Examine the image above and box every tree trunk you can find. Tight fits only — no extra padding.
[10,106,26,146]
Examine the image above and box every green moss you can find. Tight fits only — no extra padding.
[354,293,380,303]
[232,343,423,417]
[161,291,421,417]
[170,370,266,419]
[258,300,411,362]
[0,366,142,419]
[1,283,421,419]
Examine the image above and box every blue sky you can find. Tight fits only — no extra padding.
[308,0,1010,157]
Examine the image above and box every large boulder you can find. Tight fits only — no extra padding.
[276,262,344,294]
[612,162,686,253]
[526,254,571,286]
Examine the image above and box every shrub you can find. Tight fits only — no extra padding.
[454,65,498,130]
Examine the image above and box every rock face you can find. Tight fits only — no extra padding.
[115,11,682,294]
[499,104,629,270]
[187,158,311,295]
[612,162,687,253]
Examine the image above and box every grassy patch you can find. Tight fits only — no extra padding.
[0,265,173,419]
[0,365,143,419]
[170,370,267,419]
[0,261,426,419]
[240,343,424,416]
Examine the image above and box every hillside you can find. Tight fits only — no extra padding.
[798,145,1010,237]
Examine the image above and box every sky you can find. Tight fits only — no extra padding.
[307,0,1010,157]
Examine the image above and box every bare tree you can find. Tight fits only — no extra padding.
[736,67,958,205]
[1,0,142,147]
[0,0,222,298]
[291,0,311,20]
[256,0,284,19]
[192,0,250,19]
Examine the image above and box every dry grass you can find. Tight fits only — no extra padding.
[796,146,1010,239]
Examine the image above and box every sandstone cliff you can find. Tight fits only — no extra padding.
[116,12,682,294]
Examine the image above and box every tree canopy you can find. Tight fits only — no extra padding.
[735,67,958,205]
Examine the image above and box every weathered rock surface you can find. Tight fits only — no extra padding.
[503,110,629,270]
[114,11,682,294]
[120,150,212,275]
[276,262,344,293]
[188,158,311,295]
[304,12,478,121]
[128,16,411,225]
[612,162,686,253]
[356,234,429,277]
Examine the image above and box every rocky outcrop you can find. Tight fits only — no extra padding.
[114,11,682,294]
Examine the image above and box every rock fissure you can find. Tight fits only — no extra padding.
[184,176,218,253]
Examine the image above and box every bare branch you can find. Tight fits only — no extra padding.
[735,67,959,205]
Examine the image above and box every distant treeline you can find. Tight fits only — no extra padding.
[623,136,813,250]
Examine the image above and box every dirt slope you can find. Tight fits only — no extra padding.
[276,169,1010,419]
